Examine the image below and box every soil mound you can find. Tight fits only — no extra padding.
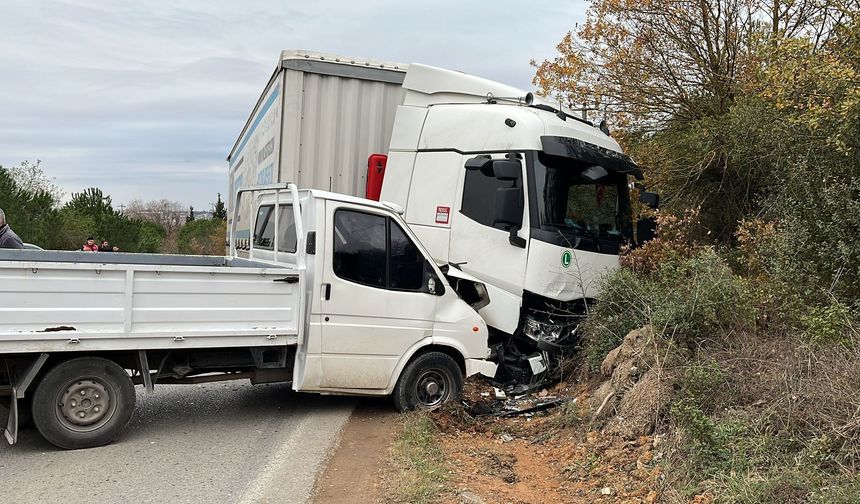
[591,326,677,438]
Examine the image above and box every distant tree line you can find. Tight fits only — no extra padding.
[0,161,227,255]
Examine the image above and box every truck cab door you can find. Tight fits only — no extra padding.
[448,153,529,333]
[316,200,439,390]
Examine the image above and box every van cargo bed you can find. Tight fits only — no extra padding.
[0,250,300,354]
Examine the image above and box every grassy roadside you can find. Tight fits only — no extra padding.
[381,412,449,504]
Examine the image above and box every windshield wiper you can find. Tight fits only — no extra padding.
[553,228,601,252]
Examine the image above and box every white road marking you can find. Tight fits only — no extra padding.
[236,405,353,504]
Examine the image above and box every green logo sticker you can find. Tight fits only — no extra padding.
[561,250,572,268]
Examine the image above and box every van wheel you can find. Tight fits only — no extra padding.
[32,357,136,450]
[393,352,463,412]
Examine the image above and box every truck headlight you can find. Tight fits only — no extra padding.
[523,315,564,343]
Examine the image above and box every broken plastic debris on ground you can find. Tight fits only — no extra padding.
[461,376,573,419]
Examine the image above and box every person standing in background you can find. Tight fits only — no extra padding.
[100,240,119,252]
[82,237,99,251]
[0,208,24,249]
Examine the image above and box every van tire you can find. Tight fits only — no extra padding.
[393,352,463,412]
[32,357,136,450]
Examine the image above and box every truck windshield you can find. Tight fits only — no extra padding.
[529,151,630,253]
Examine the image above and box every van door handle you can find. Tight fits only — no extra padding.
[323,283,331,300]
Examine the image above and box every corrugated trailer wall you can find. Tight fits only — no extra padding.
[229,51,407,246]
[279,65,405,198]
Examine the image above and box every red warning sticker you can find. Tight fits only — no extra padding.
[435,206,450,224]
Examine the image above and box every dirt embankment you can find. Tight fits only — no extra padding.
[320,326,679,503]
[431,385,663,503]
[430,326,674,504]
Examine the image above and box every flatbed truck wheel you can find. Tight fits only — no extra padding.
[32,357,136,450]
[393,352,463,412]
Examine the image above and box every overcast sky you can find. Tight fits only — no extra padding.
[0,0,585,210]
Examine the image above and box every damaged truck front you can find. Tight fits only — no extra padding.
[228,51,659,393]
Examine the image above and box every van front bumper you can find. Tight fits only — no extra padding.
[465,358,498,379]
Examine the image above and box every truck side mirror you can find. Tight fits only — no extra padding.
[492,160,521,181]
[465,156,493,171]
[494,187,526,248]
[636,216,657,245]
[639,191,660,209]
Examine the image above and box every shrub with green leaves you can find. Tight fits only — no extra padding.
[583,248,754,369]
[802,301,854,347]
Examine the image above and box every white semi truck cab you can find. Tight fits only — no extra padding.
[379,64,651,386]
[229,51,658,390]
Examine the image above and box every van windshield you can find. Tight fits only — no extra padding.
[529,152,630,253]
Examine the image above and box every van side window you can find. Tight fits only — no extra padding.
[254,204,298,252]
[333,210,387,288]
[333,210,428,292]
[389,223,424,290]
[254,205,275,249]
[460,161,514,229]
[277,205,298,253]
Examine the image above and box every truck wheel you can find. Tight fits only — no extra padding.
[393,352,463,412]
[32,357,136,450]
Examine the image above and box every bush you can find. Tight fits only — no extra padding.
[552,400,589,430]
[621,208,701,274]
[177,218,227,255]
[584,248,754,370]
[708,462,860,504]
[136,221,166,253]
[679,359,727,412]
[802,301,854,348]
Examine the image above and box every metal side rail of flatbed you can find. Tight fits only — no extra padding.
[0,250,301,354]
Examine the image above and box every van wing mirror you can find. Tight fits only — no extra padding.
[424,261,445,296]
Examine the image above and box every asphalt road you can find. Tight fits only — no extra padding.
[0,382,357,504]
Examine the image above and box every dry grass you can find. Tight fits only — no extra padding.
[380,412,448,504]
[659,326,860,503]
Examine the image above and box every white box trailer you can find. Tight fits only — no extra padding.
[0,186,495,449]
[227,51,407,242]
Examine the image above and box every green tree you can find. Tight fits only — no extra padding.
[177,218,227,255]
[135,220,167,253]
[186,205,195,223]
[213,193,227,220]
[0,166,61,248]
[531,0,856,242]
[7,160,62,204]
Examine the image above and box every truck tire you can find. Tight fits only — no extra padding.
[32,357,136,450]
[392,352,463,412]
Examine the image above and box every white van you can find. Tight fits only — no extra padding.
[0,185,495,449]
